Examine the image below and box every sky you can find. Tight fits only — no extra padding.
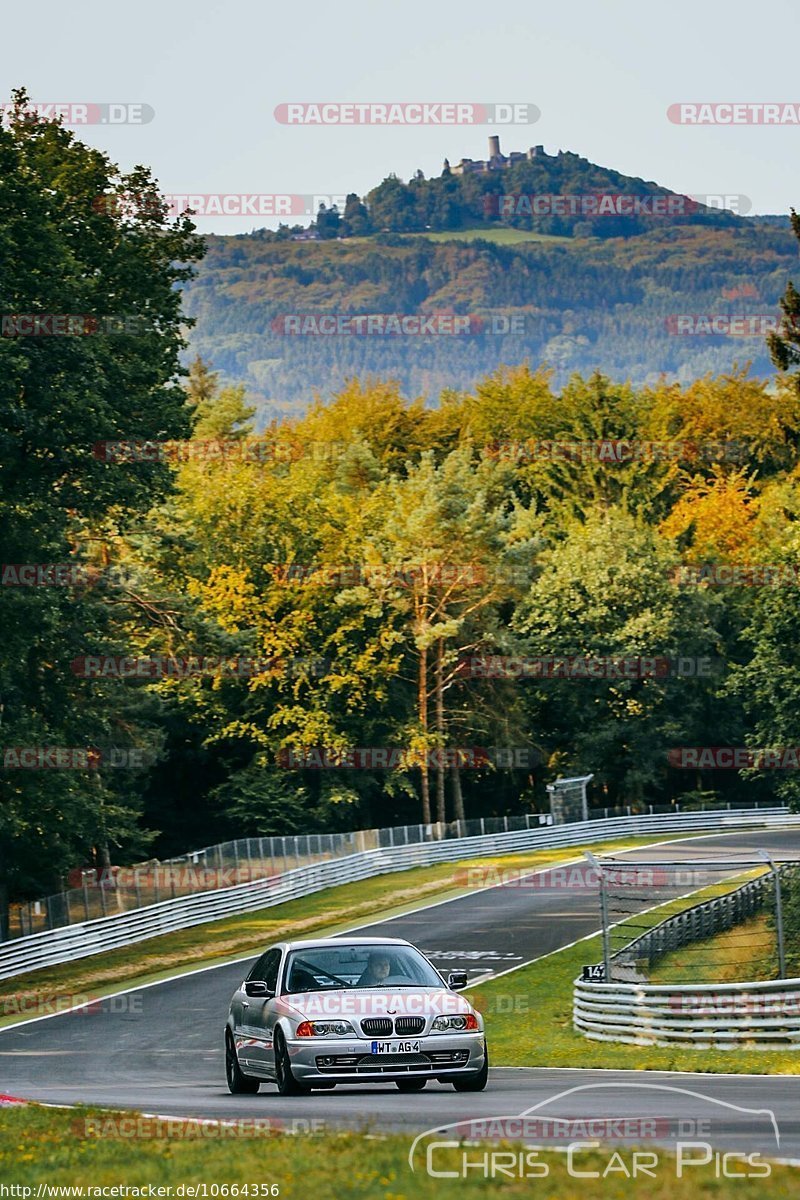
[3,0,800,234]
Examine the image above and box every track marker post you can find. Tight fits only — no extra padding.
[759,850,786,979]
[584,850,611,982]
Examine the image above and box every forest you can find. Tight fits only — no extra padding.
[184,222,799,411]
[4,91,800,927]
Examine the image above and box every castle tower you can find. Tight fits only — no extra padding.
[488,135,501,160]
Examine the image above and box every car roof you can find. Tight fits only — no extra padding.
[279,936,413,951]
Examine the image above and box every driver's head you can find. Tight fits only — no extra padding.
[366,953,391,980]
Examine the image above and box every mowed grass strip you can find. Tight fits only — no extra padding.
[0,1103,793,1197]
[474,881,800,1074]
[0,836,679,1020]
[398,226,573,244]
[648,912,778,985]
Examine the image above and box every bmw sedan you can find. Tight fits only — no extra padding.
[225,936,488,1095]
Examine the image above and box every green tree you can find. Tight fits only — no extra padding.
[514,508,725,807]
[0,91,203,930]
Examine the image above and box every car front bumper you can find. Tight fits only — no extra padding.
[286,1031,486,1082]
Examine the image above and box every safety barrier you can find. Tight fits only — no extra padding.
[573,974,800,1049]
[1,806,796,982]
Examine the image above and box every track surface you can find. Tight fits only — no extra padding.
[1,828,799,1157]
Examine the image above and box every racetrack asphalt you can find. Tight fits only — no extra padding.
[0,827,798,1158]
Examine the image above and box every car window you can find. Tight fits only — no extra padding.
[263,949,281,992]
[283,944,443,991]
[246,948,280,984]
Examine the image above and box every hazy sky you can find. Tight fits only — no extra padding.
[4,0,800,233]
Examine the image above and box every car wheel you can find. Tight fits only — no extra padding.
[396,1078,427,1093]
[274,1027,310,1096]
[452,1044,489,1092]
[225,1031,260,1094]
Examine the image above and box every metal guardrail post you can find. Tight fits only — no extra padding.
[759,852,787,979]
[584,851,611,982]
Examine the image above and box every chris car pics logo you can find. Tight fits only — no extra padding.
[408,1083,778,1180]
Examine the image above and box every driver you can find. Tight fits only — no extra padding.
[356,952,392,987]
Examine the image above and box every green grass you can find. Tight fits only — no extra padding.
[0,836,677,1025]
[0,1103,793,1197]
[396,226,572,244]
[648,912,778,985]
[473,882,800,1074]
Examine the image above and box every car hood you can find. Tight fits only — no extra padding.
[276,987,475,1021]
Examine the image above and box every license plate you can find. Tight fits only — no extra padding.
[370,1039,420,1054]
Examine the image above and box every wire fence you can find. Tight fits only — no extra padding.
[588,853,794,984]
[5,796,778,941]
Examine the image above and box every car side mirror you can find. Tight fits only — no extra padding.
[448,971,469,990]
[244,980,272,998]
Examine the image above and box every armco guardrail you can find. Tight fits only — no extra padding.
[12,799,779,939]
[573,975,800,1049]
[0,807,796,982]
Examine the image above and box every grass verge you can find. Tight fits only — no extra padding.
[397,226,572,244]
[0,1103,792,1197]
[648,912,777,985]
[0,836,677,1023]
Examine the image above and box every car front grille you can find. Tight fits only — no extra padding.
[359,1016,427,1036]
[394,1016,425,1035]
[315,1050,469,1075]
[360,1018,393,1036]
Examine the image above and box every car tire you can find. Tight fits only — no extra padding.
[225,1031,260,1094]
[396,1078,427,1093]
[452,1044,489,1092]
[274,1027,311,1096]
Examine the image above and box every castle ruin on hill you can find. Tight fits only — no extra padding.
[448,135,555,175]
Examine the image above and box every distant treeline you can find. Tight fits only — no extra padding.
[183,224,799,413]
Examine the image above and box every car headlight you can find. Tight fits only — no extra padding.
[431,1013,479,1032]
[296,1020,357,1037]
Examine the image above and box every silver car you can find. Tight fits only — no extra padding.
[225,936,488,1095]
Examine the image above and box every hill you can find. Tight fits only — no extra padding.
[182,220,799,418]
[180,143,799,416]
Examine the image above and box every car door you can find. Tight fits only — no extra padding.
[258,949,283,1078]
[242,948,282,1076]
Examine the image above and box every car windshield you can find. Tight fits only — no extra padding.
[283,944,443,992]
